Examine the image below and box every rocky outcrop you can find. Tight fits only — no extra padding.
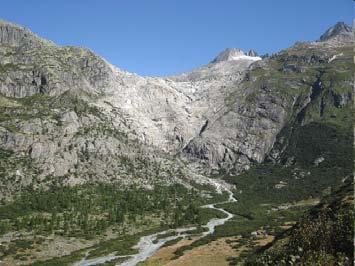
[247,50,258,57]
[0,20,353,193]
[319,22,353,42]
[0,20,52,47]
[211,48,261,63]
[211,48,246,63]
[0,20,121,98]
[331,91,352,108]
[182,90,289,172]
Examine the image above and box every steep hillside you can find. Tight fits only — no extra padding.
[244,180,353,265]
[0,20,353,197]
[183,35,353,172]
[0,20,353,265]
[0,20,257,195]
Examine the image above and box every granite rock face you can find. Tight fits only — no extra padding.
[247,50,258,57]
[319,22,353,42]
[211,48,246,63]
[0,21,120,98]
[0,20,53,47]
[0,20,353,193]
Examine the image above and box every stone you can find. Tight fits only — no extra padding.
[0,20,352,195]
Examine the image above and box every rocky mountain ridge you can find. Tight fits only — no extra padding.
[319,21,353,42]
[0,20,353,195]
[211,48,261,63]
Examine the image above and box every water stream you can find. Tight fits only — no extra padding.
[74,180,237,266]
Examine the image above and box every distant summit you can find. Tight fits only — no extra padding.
[211,48,261,63]
[319,22,353,42]
[0,20,53,47]
[247,49,258,57]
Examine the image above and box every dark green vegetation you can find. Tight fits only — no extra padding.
[30,249,86,266]
[0,184,225,238]
[173,108,353,263]
[172,44,353,264]
[243,181,353,265]
[0,183,228,264]
[0,28,353,266]
[221,119,352,230]
[222,45,353,265]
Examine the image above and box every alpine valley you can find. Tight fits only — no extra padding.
[0,20,353,266]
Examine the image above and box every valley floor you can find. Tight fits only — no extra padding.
[0,173,352,266]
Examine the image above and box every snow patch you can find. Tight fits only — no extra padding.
[229,55,262,61]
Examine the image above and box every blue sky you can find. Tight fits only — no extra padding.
[0,0,352,76]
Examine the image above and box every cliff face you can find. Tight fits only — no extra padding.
[319,21,353,42]
[181,29,353,172]
[0,20,118,98]
[0,20,353,194]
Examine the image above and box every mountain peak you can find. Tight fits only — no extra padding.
[0,19,53,47]
[211,48,261,63]
[211,48,245,63]
[319,22,353,42]
[247,49,258,57]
